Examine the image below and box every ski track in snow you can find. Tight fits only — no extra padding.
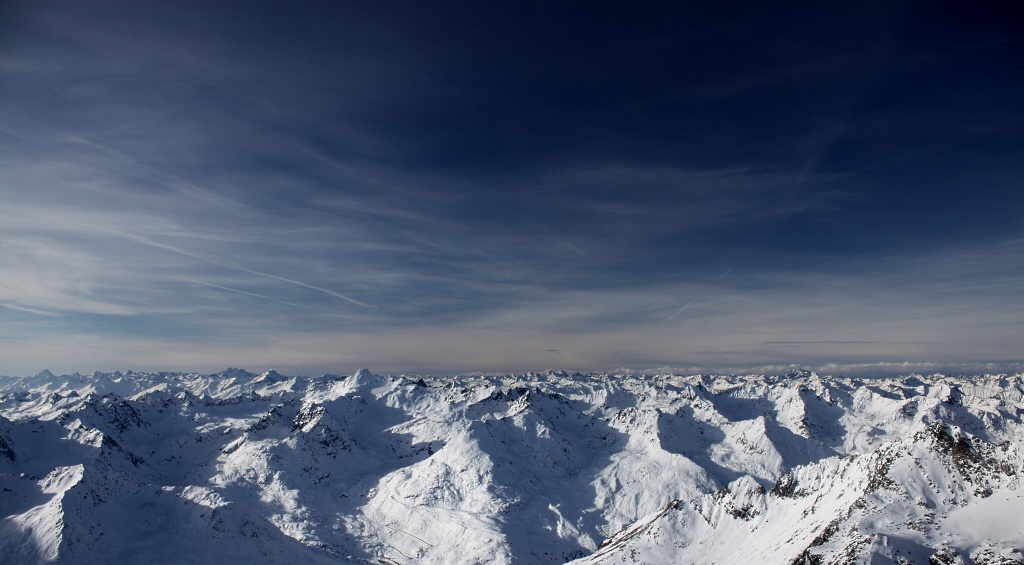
[1,368,1022,564]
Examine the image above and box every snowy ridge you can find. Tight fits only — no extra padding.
[1,370,1022,564]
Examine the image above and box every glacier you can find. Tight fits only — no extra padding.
[0,368,1021,564]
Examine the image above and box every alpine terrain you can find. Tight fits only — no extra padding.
[0,369,1021,564]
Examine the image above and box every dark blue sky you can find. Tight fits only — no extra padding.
[1,1,1022,376]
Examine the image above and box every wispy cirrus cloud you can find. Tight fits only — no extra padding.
[0,1,1021,376]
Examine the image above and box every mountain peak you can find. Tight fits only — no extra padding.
[257,370,285,382]
[0,371,1021,564]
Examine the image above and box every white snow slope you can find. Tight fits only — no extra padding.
[0,369,1021,564]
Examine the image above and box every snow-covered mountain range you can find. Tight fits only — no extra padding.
[1,368,1021,564]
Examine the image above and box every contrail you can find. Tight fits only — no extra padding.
[235,267,376,309]
[96,226,376,309]
[0,302,59,316]
[665,268,731,322]
[665,297,698,322]
[181,279,314,310]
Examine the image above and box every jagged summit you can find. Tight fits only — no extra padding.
[0,369,1022,564]
[217,367,255,379]
[254,369,286,382]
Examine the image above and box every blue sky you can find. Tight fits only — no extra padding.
[1,1,1022,377]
